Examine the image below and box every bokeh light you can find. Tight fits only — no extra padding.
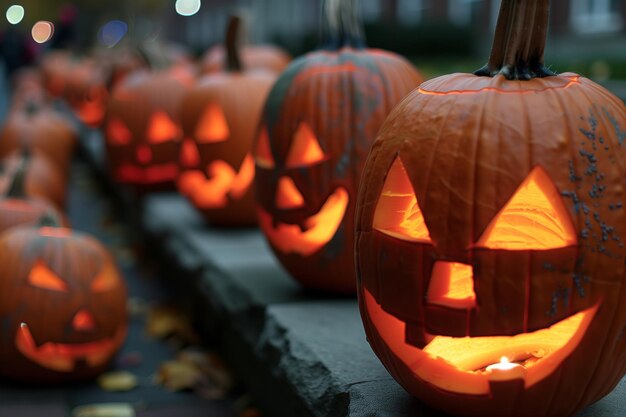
[175,0,201,17]
[6,5,24,24]
[31,21,54,44]
[98,20,128,48]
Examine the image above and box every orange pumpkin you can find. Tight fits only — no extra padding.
[0,216,127,383]
[254,0,423,292]
[64,59,108,128]
[178,16,276,226]
[104,68,192,191]
[355,1,626,415]
[0,150,66,209]
[0,102,77,176]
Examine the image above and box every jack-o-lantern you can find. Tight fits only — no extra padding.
[178,16,276,226]
[64,59,108,128]
[355,1,626,416]
[0,157,66,233]
[0,217,128,383]
[254,0,423,292]
[0,149,67,210]
[104,68,192,191]
[0,102,77,177]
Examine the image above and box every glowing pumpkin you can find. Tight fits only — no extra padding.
[355,1,626,415]
[0,218,127,383]
[254,0,423,292]
[178,16,276,226]
[104,69,192,191]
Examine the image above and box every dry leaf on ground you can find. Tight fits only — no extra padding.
[97,370,138,392]
[72,403,135,417]
[145,305,199,343]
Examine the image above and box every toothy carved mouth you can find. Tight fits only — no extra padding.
[180,154,255,209]
[16,323,127,372]
[258,187,349,256]
[115,163,179,184]
[364,290,597,395]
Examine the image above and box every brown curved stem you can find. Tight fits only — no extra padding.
[225,15,243,72]
[6,152,28,198]
[474,0,554,80]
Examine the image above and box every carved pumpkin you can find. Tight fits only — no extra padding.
[104,69,192,191]
[178,16,276,226]
[254,0,423,292]
[0,218,128,383]
[0,102,77,177]
[40,51,72,98]
[64,59,108,128]
[0,150,66,209]
[0,157,66,233]
[355,1,626,416]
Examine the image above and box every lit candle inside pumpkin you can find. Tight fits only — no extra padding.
[486,357,527,381]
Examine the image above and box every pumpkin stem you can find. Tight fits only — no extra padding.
[474,0,554,80]
[225,15,243,72]
[6,151,29,199]
[322,0,366,49]
[24,100,41,117]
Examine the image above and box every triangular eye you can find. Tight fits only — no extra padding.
[28,260,68,292]
[147,111,180,144]
[373,157,432,243]
[255,127,275,169]
[476,166,576,250]
[107,118,132,145]
[195,103,230,143]
[91,261,119,292]
[285,122,325,168]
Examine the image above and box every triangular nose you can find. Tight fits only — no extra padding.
[72,309,95,331]
[275,176,304,209]
[180,138,200,167]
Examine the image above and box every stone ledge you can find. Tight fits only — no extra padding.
[138,192,626,417]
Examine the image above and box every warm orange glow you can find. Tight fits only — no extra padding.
[255,127,275,169]
[147,111,180,144]
[16,323,127,372]
[195,103,230,143]
[275,176,305,209]
[76,102,105,127]
[364,289,596,395]
[72,310,96,331]
[107,119,132,146]
[190,155,255,208]
[476,167,576,250]
[427,261,476,309]
[285,122,325,168]
[180,138,200,167]
[373,157,432,243]
[28,260,67,292]
[177,170,205,196]
[258,187,349,256]
[91,263,119,292]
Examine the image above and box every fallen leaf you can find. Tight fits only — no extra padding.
[72,403,135,417]
[97,371,138,392]
[155,359,205,391]
[145,305,198,343]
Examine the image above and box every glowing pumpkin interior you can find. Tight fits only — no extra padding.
[195,103,230,143]
[256,122,349,256]
[147,111,180,144]
[17,258,125,372]
[367,157,592,394]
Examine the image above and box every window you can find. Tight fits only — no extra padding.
[570,0,623,34]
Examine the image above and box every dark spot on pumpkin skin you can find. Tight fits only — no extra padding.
[547,287,570,317]
[603,108,626,146]
[543,262,556,271]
